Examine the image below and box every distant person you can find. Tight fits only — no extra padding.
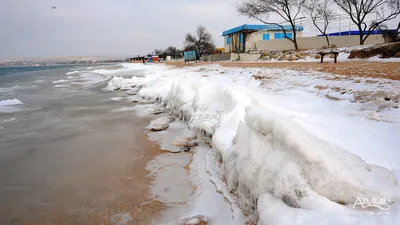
[142,58,146,64]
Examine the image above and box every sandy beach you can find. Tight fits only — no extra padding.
[165,61,400,80]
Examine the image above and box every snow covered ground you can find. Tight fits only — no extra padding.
[106,63,400,224]
[259,44,400,63]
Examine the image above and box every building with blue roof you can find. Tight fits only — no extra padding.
[222,24,304,53]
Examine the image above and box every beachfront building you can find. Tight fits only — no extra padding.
[222,24,304,53]
[129,55,160,63]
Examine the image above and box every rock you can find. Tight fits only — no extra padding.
[147,116,175,131]
[179,215,208,225]
[384,97,391,101]
[110,213,132,225]
[172,137,198,149]
[296,52,307,59]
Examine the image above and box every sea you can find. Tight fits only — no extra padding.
[0,64,154,224]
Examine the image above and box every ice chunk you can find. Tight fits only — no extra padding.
[110,97,123,101]
[179,215,208,225]
[147,116,175,131]
[103,76,135,91]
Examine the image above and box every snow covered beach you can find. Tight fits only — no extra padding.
[104,62,400,224]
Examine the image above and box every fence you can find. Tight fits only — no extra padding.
[253,34,386,51]
[298,12,390,37]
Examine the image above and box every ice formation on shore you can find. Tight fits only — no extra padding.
[105,63,400,224]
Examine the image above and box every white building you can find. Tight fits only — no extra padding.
[222,24,304,53]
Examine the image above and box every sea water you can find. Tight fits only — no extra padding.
[0,64,153,224]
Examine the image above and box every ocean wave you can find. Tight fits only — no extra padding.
[52,79,69,84]
[0,99,23,107]
[54,84,70,88]
[91,69,120,75]
[66,71,80,75]
[71,73,110,87]
[0,99,24,113]
[1,117,16,123]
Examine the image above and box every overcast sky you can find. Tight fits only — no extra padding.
[0,0,399,60]
[0,0,255,59]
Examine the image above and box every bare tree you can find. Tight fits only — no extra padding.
[333,0,400,45]
[391,0,400,37]
[165,46,182,58]
[237,0,306,50]
[378,22,400,42]
[153,49,164,56]
[304,0,334,46]
[184,25,216,56]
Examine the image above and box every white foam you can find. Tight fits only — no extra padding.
[54,84,70,88]
[70,73,110,88]
[0,99,23,107]
[66,70,80,75]
[0,99,24,113]
[1,118,16,123]
[112,106,137,112]
[52,79,69,84]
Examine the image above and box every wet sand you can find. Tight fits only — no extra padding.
[0,114,165,225]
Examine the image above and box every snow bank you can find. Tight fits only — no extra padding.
[225,106,400,224]
[367,56,400,62]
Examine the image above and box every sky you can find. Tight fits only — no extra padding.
[0,0,254,59]
[0,0,399,60]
